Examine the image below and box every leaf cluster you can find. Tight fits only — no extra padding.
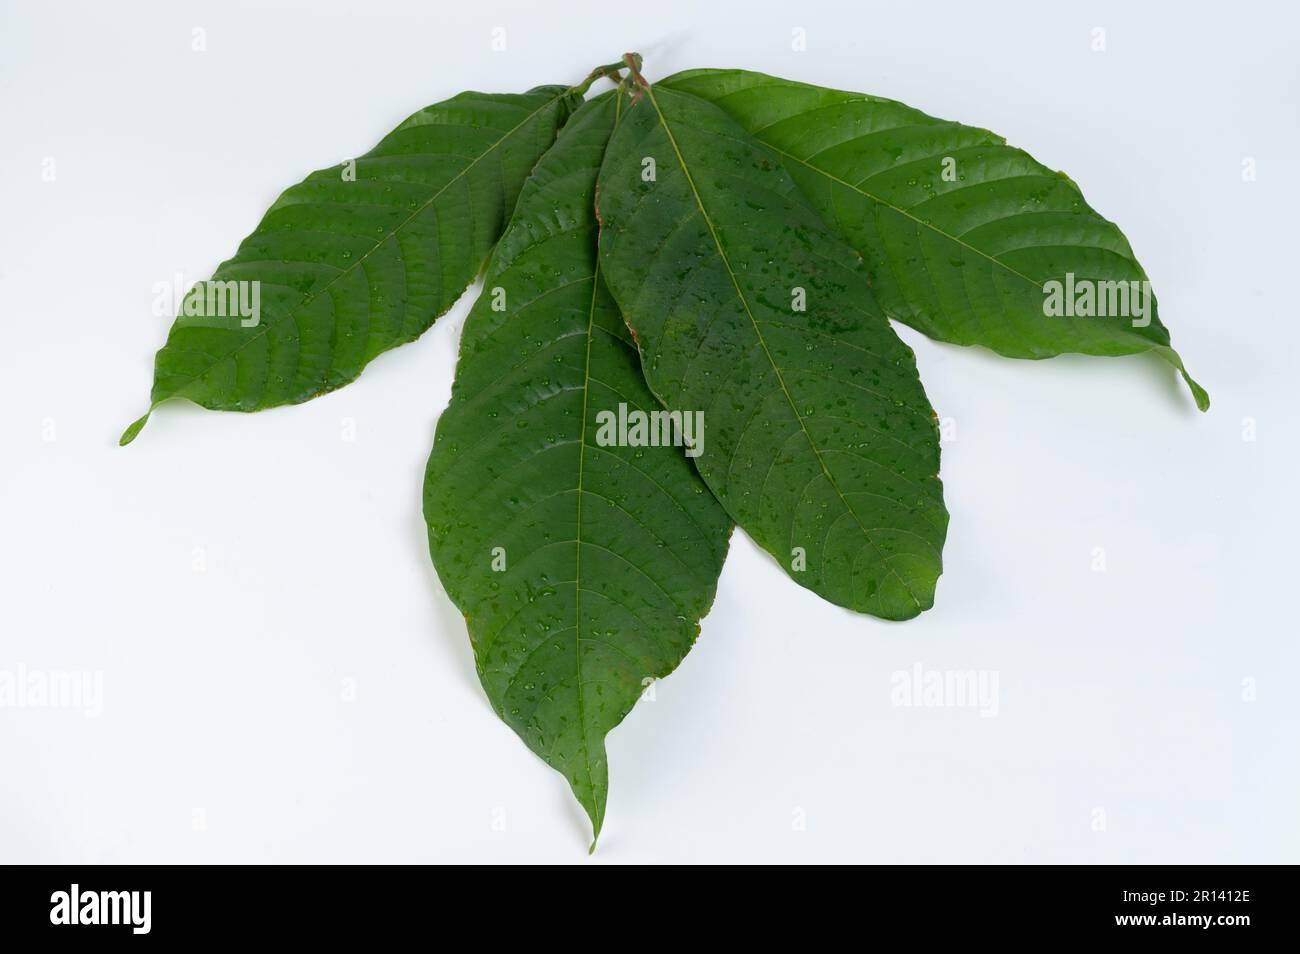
[124,54,1205,847]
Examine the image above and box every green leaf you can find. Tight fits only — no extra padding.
[122,84,582,445]
[423,91,733,847]
[660,69,1209,411]
[596,84,947,620]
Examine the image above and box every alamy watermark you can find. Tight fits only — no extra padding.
[890,663,999,717]
[152,272,261,328]
[594,402,704,458]
[1042,272,1151,327]
[0,664,103,717]
[50,884,150,934]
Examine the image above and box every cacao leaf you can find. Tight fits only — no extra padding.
[596,83,947,621]
[661,69,1209,411]
[423,91,732,847]
[122,84,582,445]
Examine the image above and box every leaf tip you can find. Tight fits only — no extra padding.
[119,411,152,446]
[1182,371,1210,412]
[586,804,604,854]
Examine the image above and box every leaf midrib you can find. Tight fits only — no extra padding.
[571,90,626,843]
[571,258,600,835]
[642,85,923,612]
[761,141,1047,293]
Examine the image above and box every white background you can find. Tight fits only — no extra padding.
[2,0,1296,863]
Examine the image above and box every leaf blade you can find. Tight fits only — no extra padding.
[597,84,947,620]
[423,92,732,841]
[661,68,1208,410]
[123,84,581,444]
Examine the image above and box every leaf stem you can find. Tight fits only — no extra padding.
[573,60,627,96]
[621,52,648,96]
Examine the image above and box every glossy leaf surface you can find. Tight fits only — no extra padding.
[597,84,947,620]
[662,69,1208,410]
[123,84,580,444]
[424,93,732,844]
